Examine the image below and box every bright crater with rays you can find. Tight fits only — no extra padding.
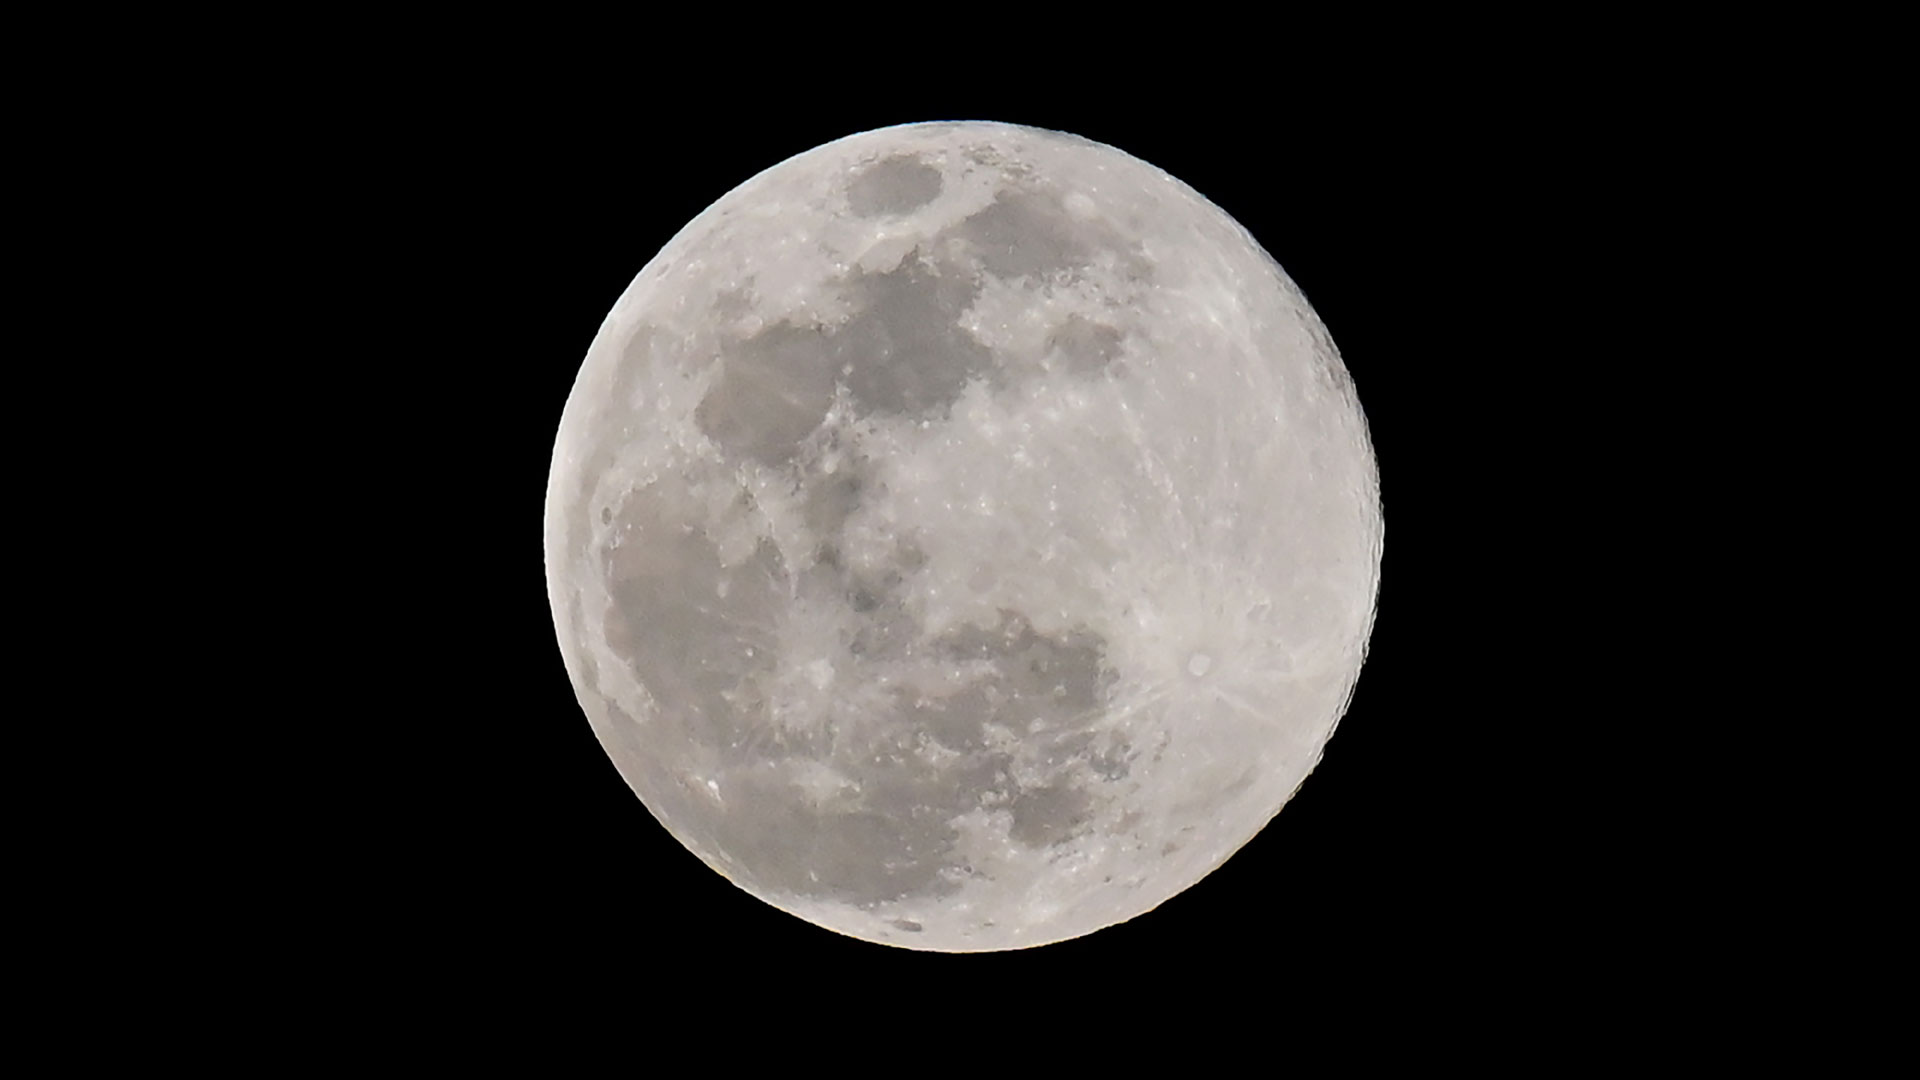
[545,122,1382,951]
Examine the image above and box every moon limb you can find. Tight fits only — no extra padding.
[545,121,1382,951]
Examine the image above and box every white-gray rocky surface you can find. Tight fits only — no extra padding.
[545,121,1382,951]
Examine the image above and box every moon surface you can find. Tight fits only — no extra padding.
[545,121,1382,951]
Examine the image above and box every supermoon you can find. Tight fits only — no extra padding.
[544,121,1382,951]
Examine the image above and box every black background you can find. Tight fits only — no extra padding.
[345,81,1594,1002]
[28,16,1833,1046]
[53,21,1835,1042]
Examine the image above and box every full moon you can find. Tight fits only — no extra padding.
[545,121,1382,951]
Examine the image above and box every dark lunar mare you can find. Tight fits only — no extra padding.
[593,165,1157,911]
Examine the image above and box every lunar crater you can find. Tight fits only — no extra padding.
[847,154,944,217]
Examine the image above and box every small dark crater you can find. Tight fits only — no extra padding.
[1320,355,1357,397]
[695,321,837,465]
[1007,783,1094,848]
[957,189,1092,280]
[1216,764,1259,805]
[848,155,944,217]
[617,324,661,377]
[710,286,756,322]
[803,467,864,540]
[848,601,919,661]
[891,919,925,933]
[832,260,991,418]
[1048,315,1124,374]
[1089,743,1133,781]
[600,507,612,524]
[939,612,1112,730]
[893,539,927,573]
[905,684,999,753]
